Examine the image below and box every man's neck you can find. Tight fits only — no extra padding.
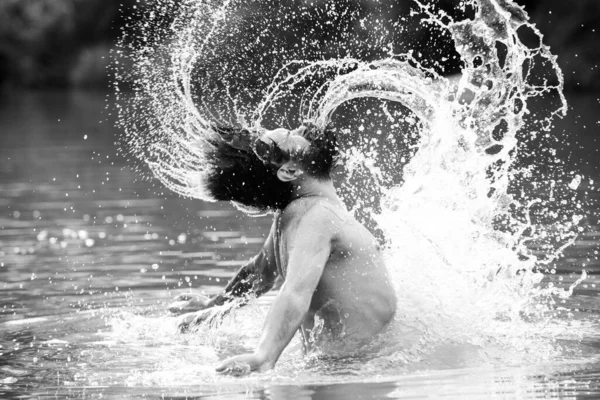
[290,176,339,204]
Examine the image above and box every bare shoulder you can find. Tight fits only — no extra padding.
[284,198,381,253]
[280,198,344,234]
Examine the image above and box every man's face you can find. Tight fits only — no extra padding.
[204,128,298,213]
[254,128,310,166]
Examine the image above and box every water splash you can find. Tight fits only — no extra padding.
[115,0,585,370]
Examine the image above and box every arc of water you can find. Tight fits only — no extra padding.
[308,59,447,130]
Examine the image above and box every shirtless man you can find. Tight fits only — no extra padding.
[170,124,397,375]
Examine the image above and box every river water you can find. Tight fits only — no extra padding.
[0,91,599,399]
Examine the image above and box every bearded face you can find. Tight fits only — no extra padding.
[203,124,337,214]
[204,126,294,214]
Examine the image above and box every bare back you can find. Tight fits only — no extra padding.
[274,197,397,348]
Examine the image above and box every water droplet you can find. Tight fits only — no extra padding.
[568,175,582,190]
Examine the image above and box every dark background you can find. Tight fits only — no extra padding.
[0,0,597,92]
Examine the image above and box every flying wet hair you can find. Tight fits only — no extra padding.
[292,123,338,181]
[204,124,338,213]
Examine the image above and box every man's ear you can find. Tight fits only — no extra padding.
[277,161,304,182]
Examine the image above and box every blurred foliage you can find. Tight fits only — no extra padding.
[0,0,597,90]
[0,0,139,88]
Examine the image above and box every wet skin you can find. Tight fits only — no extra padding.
[173,196,397,375]
[279,197,397,346]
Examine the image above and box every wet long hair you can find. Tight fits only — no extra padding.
[297,124,338,180]
[203,124,338,213]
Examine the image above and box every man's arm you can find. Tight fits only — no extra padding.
[171,227,278,318]
[208,245,278,307]
[215,208,332,374]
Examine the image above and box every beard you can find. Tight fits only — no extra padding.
[204,135,294,214]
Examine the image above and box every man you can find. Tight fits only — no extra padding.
[170,124,397,375]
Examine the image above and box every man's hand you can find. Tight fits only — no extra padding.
[177,303,236,332]
[215,353,268,376]
[177,308,218,332]
[168,293,212,314]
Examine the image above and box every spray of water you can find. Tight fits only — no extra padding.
[114,0,586,372]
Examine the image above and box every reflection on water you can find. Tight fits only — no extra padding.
[0,91,599,399]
